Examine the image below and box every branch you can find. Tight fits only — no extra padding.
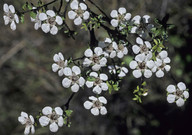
[19,0,59,14]
[61,93,75,110]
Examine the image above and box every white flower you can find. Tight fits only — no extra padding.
[84,96,107,116]
[166,82,189,107]
[52,52,68,76]
[99,38,128,59]
[108,65,128,78]
[39,10,63,35]
[39,106,64,132]
[130,15,154,39]
[132,37,152,55]
[86,72,108,94]
[129,53,154,78]
[18,112,35,135]
[62,66,85,92]
[99,38,117,58]
[3,3,19,31]
[110,7,131,29]
[68,0,90,25]
[152,50,171,78]
[30,7,41,30]
[83,47,107,71]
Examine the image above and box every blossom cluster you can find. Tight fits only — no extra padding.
[18,106,65,134]
[129,37,171,78]
[3,1,190,135]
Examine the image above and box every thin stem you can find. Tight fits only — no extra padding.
[19,0,59,14]
[87,0,110,22]
[58,0,64,14]
[61,93,75,110]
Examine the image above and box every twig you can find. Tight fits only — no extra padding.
[61,93,75,110]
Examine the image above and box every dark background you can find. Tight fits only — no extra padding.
[0,0,192,135]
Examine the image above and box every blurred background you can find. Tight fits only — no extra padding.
[0,0,192,135]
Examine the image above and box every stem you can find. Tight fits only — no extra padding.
[87,0,110,22]
[61,93,75,110]
[19,0,59,14]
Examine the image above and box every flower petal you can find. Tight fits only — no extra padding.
[57,116,64,127]
[111,19,118,27]
[72,66,81,75]
[83,11,90,20]
[89,96,97,101]
[78,77,85,87]
[62,78,72,88]
[70,0,79,10]
[79,3,87,10]
[136,37,143,45]
[183,91,189,99]
[100,106,107,115]
[177,82,186,91]
[100,83,108,91]
[144,69,152,78]
[118,7,126,15]
[55,107,63,116]
[156,69,164,78]
[49,122,58,132]
[84,48,93,57]
[10,21,16,31]
[167,94,176,103]
[84,101,93,109]
[39,116,50,126]
[98,96,107,104]
[46,10,55,17]
[41,23,50,33]
[124,13,131,20]
[50,25,58,35]
[129,61,138,69]
[24,126,30,135]
[92,64,101,71]
[176,98,185,107]
[133,70,142,78]
[3,4,9,12]
[68,10,77,20]
[42,106,52,115]
[166,85,176,93]
[132,45,140,54]
[93,85,102,94]
[86,81,94,88]
[71,83,80,92]
[99,74,108,81]
[91,108,99,116]
[110,10,118,18]
[9,5,15,13]
[39,13,47,21]
[74,16,82,25]
[56,16,63,25]
[63,67,72,76]
[94,47,103,56]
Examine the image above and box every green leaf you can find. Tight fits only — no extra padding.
[20,15,25,23]
[65,110,73,117]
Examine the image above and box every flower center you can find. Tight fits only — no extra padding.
[141,45,148,53]
[5,12,15,21]
[76,8,84,17]
[138,62,146,69]
[175,89,183,97]
[117,14,125,21]
[71,75,79,82]
[26,118,33,126]
[49,111,59,123]
[48,17,56,26]
[93,100,102,108]
[92,54,100,64]
[118,44,124,51]
[95,77,102,85]
[57,60,65,67]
